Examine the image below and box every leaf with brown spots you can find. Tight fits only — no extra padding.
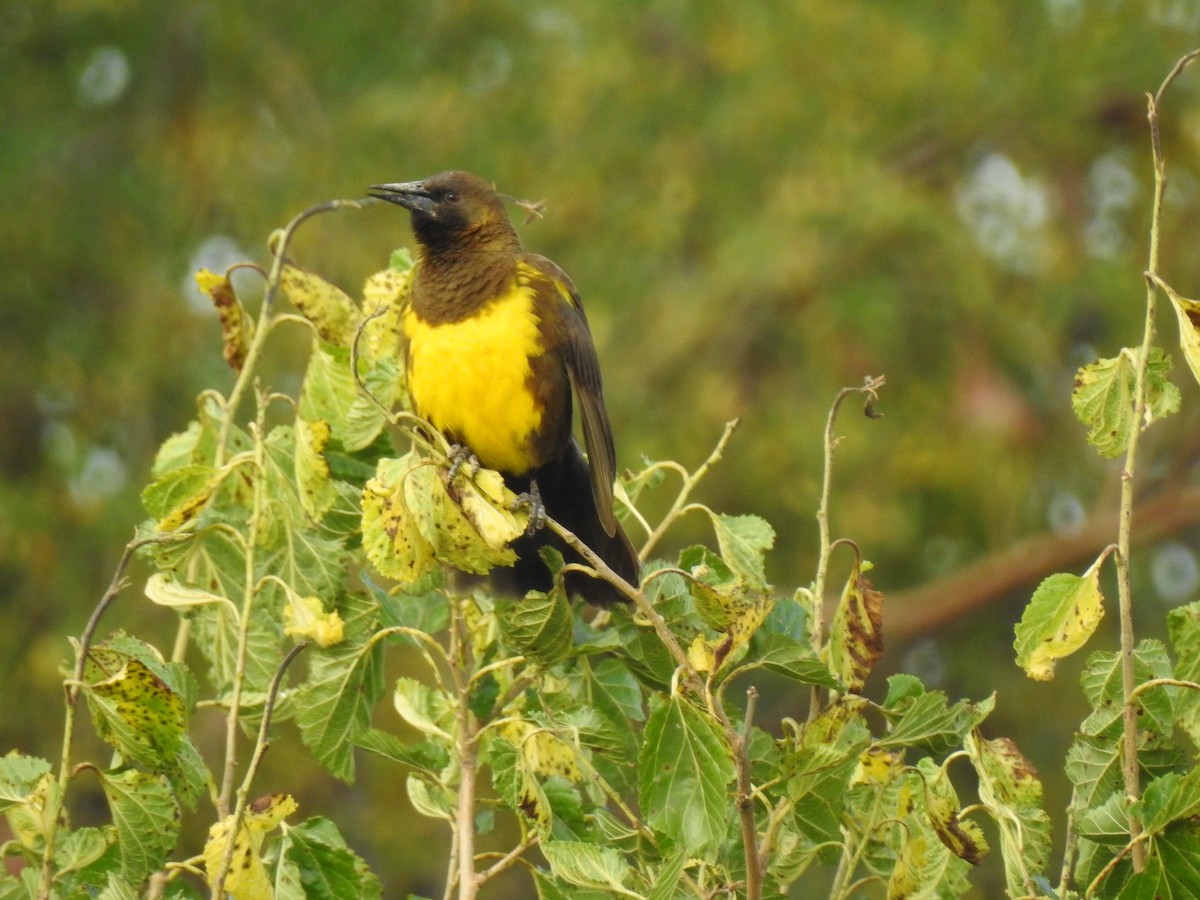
[203,794,298,899]
[827,559,885,693]
[1013,556,1105,681]
[279,262,360,346]
[195,268,255,370]
[919,758,989,866]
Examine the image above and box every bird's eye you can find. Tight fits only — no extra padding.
[444,191,461,203]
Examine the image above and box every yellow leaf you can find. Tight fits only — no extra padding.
[688,634,716,673]
[1014,560,1105,681]
[283,592,344,648]
[1160,278,1200,389]
[453,467,528,549]
[294,416,335,520]
[499,721,581,782]
[827,559,885,692]
[921,764,988,866]
[361,456,436,583]
[195,268,254,370]
[887,834,927,900]
[359,265,412,368]
[279,262,359,346]
[203,794,297,899]
[852,747,904,787]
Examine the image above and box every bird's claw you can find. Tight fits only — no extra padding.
[446,444,480,482]
[514,479,545,536]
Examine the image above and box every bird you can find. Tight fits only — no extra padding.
[369,170,639,606]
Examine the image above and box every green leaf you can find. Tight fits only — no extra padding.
[406,773,454,820]
[352,728,449,777]
[966,730,1051,896]
[1014,561,1105,681]
[97,769,180,887]
[294,595,386,782]
[1071,348,1178,459]
[541,841,631,892]
[1136,769,1200,835]
[1168,601,1200,749]
[582,657,645,725]
[638,695,734,855]
[141,463,220,531]
[1157,278,1200,392]
[878,681,993,753]
[646,850,689,900]
[737,632,838,687]
[392,677,454,742]
[53,825,113,875]
[708,512,775,589]
[1079,640,1175,740]
[300,343,392,453]
[1117,821,1200,898]
[918,758,989,866]
[0,754,52,813]
[97,871,139,900]
[1075,792,1131,845]
[496,588,573,666]
[279,817,382,900]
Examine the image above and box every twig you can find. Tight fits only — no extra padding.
[1111,48,1200,871]
[733,687,763,898]
[211,642,308,897]
[476,832,539,886]
[450,599,481,900]
[809,376,884,724]
[38,534,183,899]
[217,391,269,820]
[639,420,739,560]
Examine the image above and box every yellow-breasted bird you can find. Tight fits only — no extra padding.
[370,171,639,606]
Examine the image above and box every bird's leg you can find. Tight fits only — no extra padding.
[446,443,480,482]
[514,477,545,535]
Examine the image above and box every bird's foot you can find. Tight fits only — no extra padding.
[446,444,480,482]
[514,478,545,536]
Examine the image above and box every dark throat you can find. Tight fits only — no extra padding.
[411,223,523,324]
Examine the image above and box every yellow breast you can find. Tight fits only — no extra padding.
[402,283,544,474]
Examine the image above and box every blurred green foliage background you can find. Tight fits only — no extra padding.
[5,0,1200,894]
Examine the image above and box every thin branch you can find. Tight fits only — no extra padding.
[639,419,739,560]
[1109,49,1200,871]
[218,393,268,820]
[809,376,884,726]
[39,533,184,898]
[211,643,309,897]
[476,832,539,886]
[450,599,481,900]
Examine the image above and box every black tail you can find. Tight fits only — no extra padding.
[500,440,639,606]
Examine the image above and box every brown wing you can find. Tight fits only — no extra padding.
[521,254,618,536]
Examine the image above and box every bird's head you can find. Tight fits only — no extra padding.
[370,170,518,253]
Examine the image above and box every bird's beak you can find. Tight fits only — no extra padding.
[368,181,434,214]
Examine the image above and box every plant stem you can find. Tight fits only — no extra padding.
[211,643,308,896]
[810,376,884,722]
[450,599,480,900]
[639,419,739,560]
[1112,49,1200,871]
[217,394,268,821]
[39,535,176,899]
